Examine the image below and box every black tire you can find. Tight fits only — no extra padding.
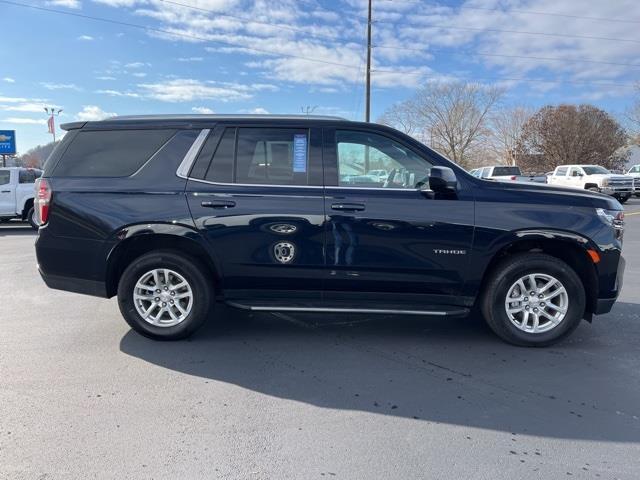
[27,207,38,230]
[481,253,586,347]
[617,196,629,204]
[117,250,214,340]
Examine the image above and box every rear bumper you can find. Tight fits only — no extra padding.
[38,269,108,297]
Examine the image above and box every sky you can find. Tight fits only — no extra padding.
[1,0,639,154]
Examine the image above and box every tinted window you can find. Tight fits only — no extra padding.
[569,167,582,177]
[336,130,431,189]
[583,166,610,175]
[53,129,176,177]
[480,167,491,178]
[19,169,41,183]
[556,167,568,176]
[492,166,521,176]
[236,128,309,185]
[0,170,9,186]
[204,128,235,183]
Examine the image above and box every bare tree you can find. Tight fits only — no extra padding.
[517,104,628,172]
[488,106,533,166]
[378,81,504,169]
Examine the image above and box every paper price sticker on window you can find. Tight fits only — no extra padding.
[293,134,307,173]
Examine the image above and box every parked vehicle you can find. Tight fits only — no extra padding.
[35,115,625,347]
[0,167,42,229]
[469,165,546,183]
[548,165,633,203]
[627,164,640,197]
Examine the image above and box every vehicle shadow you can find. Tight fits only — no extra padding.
[0,224,36,236]
[120,302,640,442]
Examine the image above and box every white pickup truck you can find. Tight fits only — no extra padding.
[548,164,634,203]
[469,165,546,183]
[0,167,42,229]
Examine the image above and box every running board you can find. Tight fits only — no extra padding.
[226,302,469,317]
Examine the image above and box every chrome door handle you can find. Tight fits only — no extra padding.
[331,203,365,212]
[201,200,236,209]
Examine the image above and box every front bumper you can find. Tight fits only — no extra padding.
[594,254,625,315]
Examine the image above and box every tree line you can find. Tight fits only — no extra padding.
[378,82,640,173]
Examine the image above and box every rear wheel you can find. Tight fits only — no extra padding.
[617,195,629,204]
[27,207,38,230]
[117,250,213,340]
[481,253,586,347]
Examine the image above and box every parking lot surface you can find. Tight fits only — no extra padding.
[2,199,640,479]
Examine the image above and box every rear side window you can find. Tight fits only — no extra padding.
[52,129,176,177]
[556,167,568,176]
[235,128,309,186]
[204,128,235,183]
[0,170,9,186]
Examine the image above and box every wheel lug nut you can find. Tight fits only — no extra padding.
[156,289,161,293]
[540,302,545,307]
[533,308,538,312]
[170,291,175,296]
[524,297,528,301]
[525,305,530,310]
[170,300,174,304]
[162,302,167,307]
[530,291,535,296]
[155,297,159,302]
[164,286,168,290]
[538,294,543,299]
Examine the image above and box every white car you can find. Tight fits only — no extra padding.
[0,167,42,229]
[368,169,389,182]
[548,164,633,203]
[627,164,640,197]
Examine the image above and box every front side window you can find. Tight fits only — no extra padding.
[556,167,568,176]
[0,170,10,186]
[19,169,41,183]
[235,128,309,186]
[336,130,432,189]
[569,167,582,177]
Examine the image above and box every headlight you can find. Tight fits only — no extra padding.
[601,178,609,186]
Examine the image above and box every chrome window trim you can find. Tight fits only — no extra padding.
[176,129,210,179]
[185,176,425,192]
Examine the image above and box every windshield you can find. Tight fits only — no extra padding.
[583,166,610,175]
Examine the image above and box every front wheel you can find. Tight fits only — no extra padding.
[481,253,586,347]
[117,250,214,340]
[617,195,629,204]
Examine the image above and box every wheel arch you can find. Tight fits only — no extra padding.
[21,197,34,219]
[479,230,599,317]
[584,183,599,190]
[105,225,222,298]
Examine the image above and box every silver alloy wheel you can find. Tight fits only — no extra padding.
[504,273,569,334]
[133,268,193,327]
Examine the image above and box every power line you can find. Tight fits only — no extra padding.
[379,0,640,25]
[372,20,640,44]
[1,0,635,89]
[374,45,640,69]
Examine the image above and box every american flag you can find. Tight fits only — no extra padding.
[47,115,55,134]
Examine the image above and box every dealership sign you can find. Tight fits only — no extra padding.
[0,130,16,155]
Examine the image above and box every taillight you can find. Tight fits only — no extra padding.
[510,175,517,180]
[34,178,52,226]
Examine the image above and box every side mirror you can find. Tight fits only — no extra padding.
[425,166,457,192]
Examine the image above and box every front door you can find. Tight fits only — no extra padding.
[322,128,475,309]
[186,125,326,304]
[0,169,14,215]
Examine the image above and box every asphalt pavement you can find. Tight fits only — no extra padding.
[1,199,640,479]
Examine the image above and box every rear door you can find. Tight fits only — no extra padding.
[0,169,14,215]
[321,127,475,309]
[185,124,326,305]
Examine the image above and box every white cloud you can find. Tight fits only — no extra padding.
[96,76,116,80]
[95,89,140,98]
[178,57,204,62]
[41,82,81,91]
[2,117,47,125]
[0,96,28,103]
[77,35,94,41]
[46,0,80,8]
[3,77,15,83]
[76,105,117,121]
[138,78,253,102]
[125,62,150,68]
[3,102,57,113]
[248,107,269,114]
[192,106,215,114]
[131,72,147,78]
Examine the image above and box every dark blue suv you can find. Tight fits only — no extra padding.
[34,115,625,346]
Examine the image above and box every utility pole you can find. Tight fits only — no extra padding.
[365,0,372,123]
[44,107,63,143]
[301,105,318,115]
